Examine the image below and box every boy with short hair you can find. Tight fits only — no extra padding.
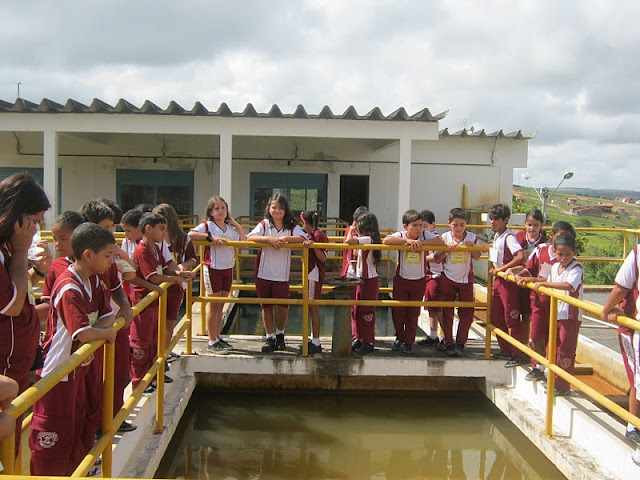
[130,213,184,390]
[29,223,118,476]
[488,204,526,367]
[383,209,444,353]
[418,210,444,347]
[434,208,481,357]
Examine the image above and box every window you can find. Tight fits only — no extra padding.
[116,169,194,214]
[250,173,327,217]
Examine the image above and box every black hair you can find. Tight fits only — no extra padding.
[553,233,577,251]
[71,222,115,259]
[356,212,381,265]
[351,206,369,224]
[121,209,144,228]
[420,210,435,224]
[52,211,85,231]
[139,212,166,233]
[79,200,114,225]
[448,208,467,222]
[98,198,123,224]
[402,209,421,226]
[489,203,511,221]
[552,221,576,238]
[300,210,320,232]
[135,203,154,213]
[0,172,50,244]
[264,194,297,230]
[525,208,544,224]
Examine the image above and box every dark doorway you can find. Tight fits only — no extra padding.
[339,175,369,222]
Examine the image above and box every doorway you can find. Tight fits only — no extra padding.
[339,175,369,222]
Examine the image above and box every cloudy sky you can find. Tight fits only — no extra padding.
[2,0,638,190]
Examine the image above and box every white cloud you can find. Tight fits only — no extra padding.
[1,0,639,190]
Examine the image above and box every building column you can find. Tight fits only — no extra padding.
[219,133,232,207]
[397,137,412,226]
[43,130,59,228]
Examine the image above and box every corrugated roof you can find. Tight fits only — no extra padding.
[439,127,536,140]
[0,98,448,122]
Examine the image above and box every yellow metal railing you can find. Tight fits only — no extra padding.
[4,235,640,477]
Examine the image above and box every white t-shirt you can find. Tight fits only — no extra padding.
[248,221,306,282]
[441,231,478,284]
[354,236,378,279]
[389,230,437,280]
[614,247,640,320]
[548,260,583,321]
[191,221,240,270]
[490,229,522,268]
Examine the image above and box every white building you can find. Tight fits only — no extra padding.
[0,98,532,229]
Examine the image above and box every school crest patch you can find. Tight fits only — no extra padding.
[508,309,519,319]
[363,313,374,323]
[132,347,145,360]
[38,431,58,449]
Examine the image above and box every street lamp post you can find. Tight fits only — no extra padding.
[537,172,574,222]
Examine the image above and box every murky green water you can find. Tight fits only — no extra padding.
[155,392,566,480]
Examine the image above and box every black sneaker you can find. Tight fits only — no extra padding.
[164,374,173,383]
[262,337,277,353]
[626,429,640,444]
[444,344,459,357]
[417,336,439,347]
[491,352,512,360]
[525,367,545,381]
[403,343,413,354]
[436,340,447,352]
[117,421,137,433]
[143,384,156,394]
[454,344,465,356]
[351,339,363,352]
[354,343,374,355]
[299,341,322,354]
[391,338,403,351]
[275,333,286,350]
[218,338,232,349]
[505,356,528,368]
[166,352,181,363]
[207,341,231,354]
[548,387,570,397]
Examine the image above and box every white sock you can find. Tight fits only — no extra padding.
[628,423,637,433]
[312,338,321,346]
[276,329,285,335]
[208,340,219,346]
[266,333,275,339]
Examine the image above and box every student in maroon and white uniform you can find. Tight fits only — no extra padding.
[514,208,547,346]
[511,221,576,382]
[346,212,382,355]
[153,203,197,358]
[434,208,481,357]
[189,196,246,354]
[130,213,184,390]
[29,223,117,476]
[300,210,329,354]
[248,194,306,353]
[0,172,51,453]
[601,243,640,448]
[384,209,443,354]
[418,209,444,347]
[532,234,583,397]
[488,203,526,367]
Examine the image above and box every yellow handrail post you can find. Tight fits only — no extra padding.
[101,338,116,478]
[485,259,493,359]
[623,231,629,258]
[544,296,559,438]
[186,277,193,355]
[301,246,309,357]
[156,287,167,434]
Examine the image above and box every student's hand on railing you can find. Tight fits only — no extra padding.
[407,238,421,252]
[303,239,313,247]
[601,306,624,324]
[121,307,134,328]
[150,284,164,294]
[104,326,117,344]
[179,271,196,280]
[268,237,285,250]
[532,281,546,292]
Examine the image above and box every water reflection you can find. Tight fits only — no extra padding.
[156,393,565,480]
